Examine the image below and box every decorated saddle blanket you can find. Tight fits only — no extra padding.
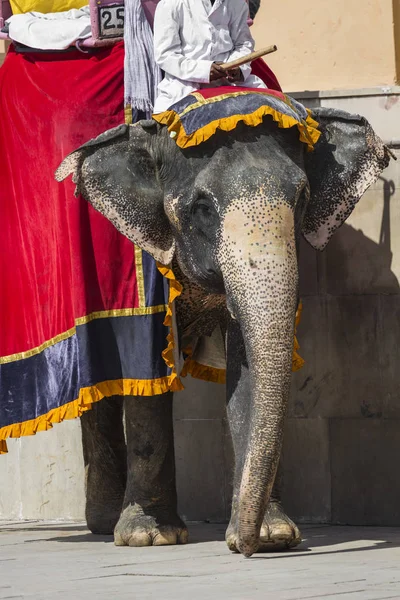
[153,86,320,151]
[0,42,180,455]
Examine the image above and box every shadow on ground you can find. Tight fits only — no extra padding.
[3,523,400,559]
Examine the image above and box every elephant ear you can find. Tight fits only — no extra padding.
[248,0,261,19]
[55,122,175,265]
[302,107,391,251]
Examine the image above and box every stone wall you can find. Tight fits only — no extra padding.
[283,88,400,525]
[252,0,400,92]
[1,89,400,525]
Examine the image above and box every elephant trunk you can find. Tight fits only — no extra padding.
[219,200,298,557]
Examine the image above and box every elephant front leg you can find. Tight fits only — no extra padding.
[225,319,301,552]
[114,393,188,547]
[81,396,127,535]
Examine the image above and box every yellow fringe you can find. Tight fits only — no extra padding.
[0,279,305,454]
[0,376,178,454]
[153,103,320,152]
[181,300,304,384]
[155,263,305,386]
[181,358,226,384]
[124,105,133,125]
[292,301,305,372]
[182,342,304,382]
[156,263,185,393]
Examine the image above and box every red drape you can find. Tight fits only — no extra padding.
[0,42,143,358]
[251,57,282,92]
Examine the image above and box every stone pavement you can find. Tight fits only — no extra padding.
[1,522,400,600]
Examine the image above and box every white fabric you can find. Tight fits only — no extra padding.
[185,326,227,371]
[6,7,91,50]
[153,0,265,113]
[124,0,162,119]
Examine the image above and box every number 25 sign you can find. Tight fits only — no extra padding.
[99,5,125,38]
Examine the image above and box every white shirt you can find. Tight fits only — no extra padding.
[153,0,265,113]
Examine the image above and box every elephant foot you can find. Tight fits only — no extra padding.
[259,501,302,550]
[226,501,302,553]
[114,504,188,547]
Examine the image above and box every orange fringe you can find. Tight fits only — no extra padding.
[156,263,185,393]
[156,265,305,384]
[181,358,226,384]
[153,103,320,152]
[292,301,305,372]
[0,376,178,454]
[0,277,304,454]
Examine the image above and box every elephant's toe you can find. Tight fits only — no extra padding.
[259,502,302,550]
[153,528,188,546]
[226,502,302,554]
[225,528,240,553]
[114,506,188,547]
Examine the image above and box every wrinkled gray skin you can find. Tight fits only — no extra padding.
[57,108,390,557]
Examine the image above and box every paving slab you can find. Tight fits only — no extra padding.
[1,522,400,600]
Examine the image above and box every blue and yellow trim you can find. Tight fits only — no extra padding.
[0,309,175,454]
[0,267,304,454]
[153,89,321,152]
[0,376,175,455]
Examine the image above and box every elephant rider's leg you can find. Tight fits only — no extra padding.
[225,318,301,552]
[114,393,188,547]
[81,395,127,535]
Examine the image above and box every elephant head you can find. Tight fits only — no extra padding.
[56,109,390,556]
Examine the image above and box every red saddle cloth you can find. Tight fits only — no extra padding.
[0,41,175,454]
[251,57,282,92]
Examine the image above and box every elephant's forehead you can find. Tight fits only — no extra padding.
[221,191,295,253]
[182,140,306,203]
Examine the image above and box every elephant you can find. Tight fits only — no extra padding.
[56,106,390,557]
[249,0,260,20]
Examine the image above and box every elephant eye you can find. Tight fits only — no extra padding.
[195,203,210,216]
[194,201,209,212]
[192,198,216,217]
[192,197,219,234]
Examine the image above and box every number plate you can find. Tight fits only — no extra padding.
[98,5,125,39]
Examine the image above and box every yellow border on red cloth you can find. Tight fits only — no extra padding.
[0,269,304,455]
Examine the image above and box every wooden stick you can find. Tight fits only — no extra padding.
[219,45,278,71]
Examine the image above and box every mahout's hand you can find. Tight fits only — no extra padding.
[210,62,226,81]
[225,67,244,82]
